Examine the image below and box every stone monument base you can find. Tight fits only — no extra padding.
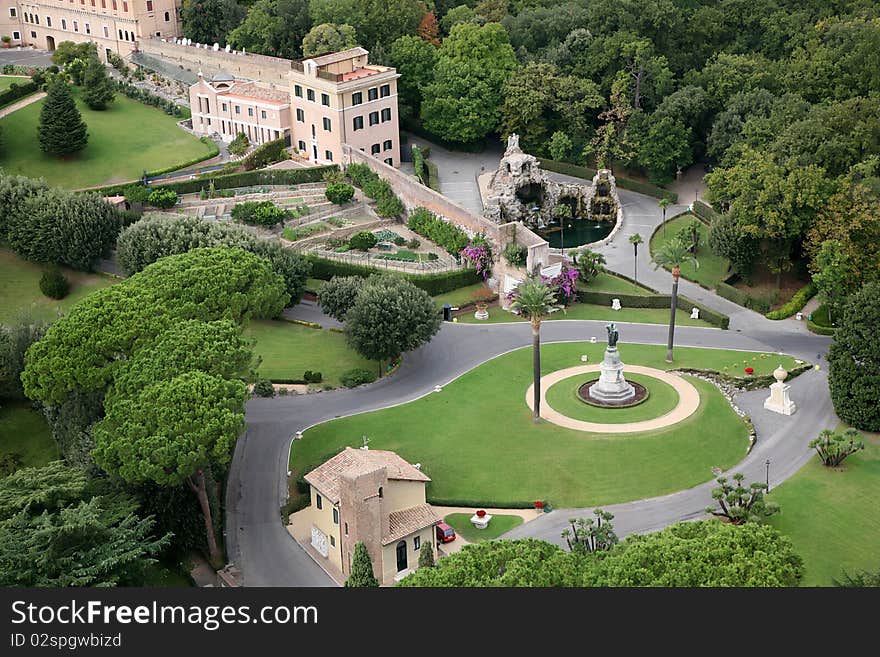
[588,346,636,404]
[764,381,797,415]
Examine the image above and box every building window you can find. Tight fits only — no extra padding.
[306,89,314,102]
[261,110,267,119]
[368,87,378,101]
[321,93,329,106]
[332,508,339,524]
[316,493,322,510]
[369,111,379,126]
[296,108,304,122]
[294,84,302,98]
[298,140,306,151]
[324,150,333,161]
[102,0,106,7]
[378,486,383,498]
[235,106,241,114]
[8,8,15,17]
[30,31,36,39]
[73,20,78,32]
[164,11,169,21]
[330,535,335,547]
[371,144,380,155]
[384,158,393,165]
[122,1,128,10]
[34,14,38,24]
[46,17,51,27]
[381,108,391,122]
[118,29,122,39]
[247,107,253,117]
[383,140,392,151]
[352,116,363,131]
[112,0,117,9]
[146,0,152,10]
[103,25,108,38]
[12,31,20,40]
[222,103,227,111]
[62,19,67,29]
[351,91,362,106]
[380,84,390,98]
[322,117,330,132]
[344,522,348,536]
[85,23,90,35]
[414,536,421,550]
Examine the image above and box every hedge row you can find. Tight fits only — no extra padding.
[145,138,219,178]
[576,288,729,329]
[806,320,835,336]
[85,165,336,197]
[538,158,678,202]
[676,362,813,391]
[426,498,536,509]
[765,282,817,320]
[241,137,288,171]
[306,255,481,295]
[0,80,38,108]
[716,281,773,314]
[692,200,721,224]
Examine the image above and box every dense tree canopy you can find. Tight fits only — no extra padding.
[182,0,245,46]
[301,23,358,58]
[227,0,311,58]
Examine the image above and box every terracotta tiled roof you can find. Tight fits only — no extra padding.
[304,447,430,504]
[383,504,439,545]
[222,81,289,104]
[309,47,369,67]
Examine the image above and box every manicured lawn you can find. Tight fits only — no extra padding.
[293,343,794,507]
[0,402,59,473]
[0,76,31,92]
[585,271,650,295]
[444,513,523,542]
[245,319,376,387]
[305,278,326,294]
[0,249,117,324]
[768,429,880,586]
[545,372,680,424]
[456,302,711,327]
[650,214,730,289]
[433,282,491,309]
[0,88,215,189]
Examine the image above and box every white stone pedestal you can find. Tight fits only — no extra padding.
[764,365,797,415]
[474,305,489,320]
[588,346,636,403]
[470,514,492,529]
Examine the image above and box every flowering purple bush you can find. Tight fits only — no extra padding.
[545,266,579,305]
[461,240,493,280]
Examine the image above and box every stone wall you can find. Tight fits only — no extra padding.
[137,38,292,89]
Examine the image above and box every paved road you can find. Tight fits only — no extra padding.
[0,48,53,68]
[226,148,836,586]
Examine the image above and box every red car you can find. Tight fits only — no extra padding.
[436,521,456,543]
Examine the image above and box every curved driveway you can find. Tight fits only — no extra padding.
[227,167,836,586]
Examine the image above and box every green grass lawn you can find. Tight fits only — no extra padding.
[0,88,215,189]
[293,343,795,507]
[0,76,31,92]
[444,513,523,542]
[545,372,680,424]
[0,402,59,473]
[245,319,376,387]
[650,214,730,289]
[768,429,880,586]
[433,282,491,309]
[585,271,651,295]
[0,249,117,324]
[456,302,710,327]
[305,278,326,294]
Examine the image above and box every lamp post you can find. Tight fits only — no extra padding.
[765,459,771,493]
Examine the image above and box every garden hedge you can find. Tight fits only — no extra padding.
[537,158,678,202]
[765,283,817,320]
[0,81,38,108]
[241,137,288,170]
[576,288,729,329]
[692,200,721,224]
[426,498,535,509]
[145,137,219,178]
[675,362,812,391]
[306,255,481,295]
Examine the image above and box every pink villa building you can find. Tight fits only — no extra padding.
[188,46,401,167]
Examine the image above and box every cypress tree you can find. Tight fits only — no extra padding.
[82,57,115,111]
[345,542,379,587]
[418,540,434,569]
[38,79,88,156]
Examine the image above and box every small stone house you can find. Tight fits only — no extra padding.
[304,447,439,585]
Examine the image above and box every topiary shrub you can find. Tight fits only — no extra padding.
[349,231,378,251]
[252,379,275,397]
[146,188,178,209]
[303,370,323,383]
[39,267,70,300]
[340,368,377,388]
[231,201,289,227]
[325,181,355,205]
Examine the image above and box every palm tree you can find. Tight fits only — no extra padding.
[652,238,698,363]
[510,277,559,423]
[628,233,643,281]
[659,197,671,236]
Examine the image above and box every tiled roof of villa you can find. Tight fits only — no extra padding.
[309,47,369,67]
[221,81,290,104]
[383,504,439,545]
[304,447,430,503]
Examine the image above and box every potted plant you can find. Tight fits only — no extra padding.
[533,500,544,510]
[1,36,12,49]
[472,287,495,321]
[475,509,487,518]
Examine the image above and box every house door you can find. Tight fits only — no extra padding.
[395,540,407,572]
[46,36,56,51]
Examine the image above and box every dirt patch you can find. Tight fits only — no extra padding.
[733,266,809,310]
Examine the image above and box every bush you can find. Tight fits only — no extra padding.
[240,137,288,170]
[503,243,528,267]
[345,163,378,187]
[39,267,70,299]
[407,207,469,256]
[0,81,38,108]
[303,370,323,383]
[376,193,405,218]
[340,368,377,388]
[123,184,150,204]
[407,238,420,249]
[252,379,275,397]
[349,231,378,251]
[393,236,407,246]
[228,132,250,156]
[282,223,327,241]
[766,283,817,320]
[231,201,288,227]
[325,181,355,205]
[306,255,482,295]
[146,188,178,209]
[363,178,392,200]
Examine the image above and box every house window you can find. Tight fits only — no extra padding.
[294,84,302,98]
[383,140,392,151]
[8,8,15,17]
[322,117,330,131]
[351,91,362,106]
[332,508,339,524]
[247,107,253,117]
[316,493,322,510]
[85,23,90,35]
[122,1,128,11]
[296,108,304,122]
[378,487,383,498]
[381,108,391,122]
[344,522,348,536]
[414,536,421,550]
[261,110,267,119]
[320,93,330,107]
[352,116,363,131]
[380,84,390,98]
[330,535,335,547]
[146,0,152,10]
[311,124,315,137]
[164,11,169,21]
[368,87,378,101]
[306,89,314,102]
[33,14,38,24]
[102,0,106,7]
[103,26,108,38]
[384,158,393,165]
[371,144,380,155]
[369,111,379,126]
[118,29,122,39]
[222,103,227,111]
[112,0,117,9]
[235,106,241,115]
[46,17,51,27]
[298,140,306,151]
[12,31,20,40]
[73,21,78,32]
[62,19,67,29]
[30,31,36,38]
[325,150,333,161]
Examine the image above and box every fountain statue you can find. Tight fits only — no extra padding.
[587,323,636,404]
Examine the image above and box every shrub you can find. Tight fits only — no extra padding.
[231,201,289,227]
[766,282,817,320]
[407,207,469,255]
[376,193,405,218]
[363,178,392,201]
[228,132,250,156]
[282,223,327,241]
[349,231,377,251]
[318,276,363,320]
[146,188,178,209]
[345,163,378,187]
[123,184,150,204]
[325,182,355,205]
[340,368,377,388]
[307,255,481,295]
[407,238,420,249]
[393,236,407,246]
[39,267,70,299]
[0,80,38,108]
[303,370,323,383]
[503,242,527,267]
[240,137,288,170]
[252,379,275,397]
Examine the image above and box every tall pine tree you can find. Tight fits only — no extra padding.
[82,57,115,111]
[38,79,88,156]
